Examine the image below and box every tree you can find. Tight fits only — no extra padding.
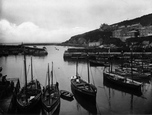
[100,23,111,31]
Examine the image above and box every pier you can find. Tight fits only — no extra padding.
[0,44,48,57]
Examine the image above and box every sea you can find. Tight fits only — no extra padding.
[0,45,152,115]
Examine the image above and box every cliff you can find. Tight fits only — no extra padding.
[63,29,124,47]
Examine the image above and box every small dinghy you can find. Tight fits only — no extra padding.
[60,90,74,101]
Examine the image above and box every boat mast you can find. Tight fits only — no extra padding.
[51,62,53,86]
[24,46,27,91]
[47,63,51,105]
[87,55,90,84]
[76,58,78,76]
[31,57,33,81]
[48,63,50,88]
[23,45,28,102]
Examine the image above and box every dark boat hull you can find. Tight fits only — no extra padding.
[41,83,60,114]
[16,96,41,113]
[103,72,142,91]
[16,80,41,113]
[71,85,97,114]
[70,78,97,102]
[60,90,74,101]
[42,99,60,115]
[103,76,143,97]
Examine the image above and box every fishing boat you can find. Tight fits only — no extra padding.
[16,56,41,113]
[60,90,74,101]
[41,62,60,114]
[103,70,142,91]
[115,67,150,81]
[103,74,143,97]
[71,86,97,114]
[103,45,142,92]
[71,57,97,100]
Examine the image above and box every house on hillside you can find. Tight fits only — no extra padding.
[139,25,152,37]
[88,42,101,47]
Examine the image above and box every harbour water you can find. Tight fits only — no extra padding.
[0,45,152,114]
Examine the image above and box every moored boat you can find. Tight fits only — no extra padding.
[71,58,97,100]
[103,69,142,91]
[71,86,97,114]
[16,56,41,113]
[41,62,60,114]
[103,74,143,97]
[60,90,74,101]
[115,67,150,80]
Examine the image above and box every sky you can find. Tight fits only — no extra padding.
[0,0,152,43]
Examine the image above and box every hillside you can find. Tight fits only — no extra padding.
[63,29,124,46]
[112,13,152,27]
[63,13,152,47]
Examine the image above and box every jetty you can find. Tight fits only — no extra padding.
[0,44,48,57]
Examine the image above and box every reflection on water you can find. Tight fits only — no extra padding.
[103,76,143,97]
[0,46,152,114]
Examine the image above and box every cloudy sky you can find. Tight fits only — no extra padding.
[0,0,152,43]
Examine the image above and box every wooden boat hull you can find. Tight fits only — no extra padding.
[16,94,41,113]
[103,76,142,97]
[71,86,97,114]
[71,77,97,101]
[103,72,142,91]
[16,80,41,113]
[41,83,60,114]
[60,90,74,101]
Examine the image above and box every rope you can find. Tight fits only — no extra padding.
[20,65,23,82]
[27,64,30,76]
[33,62,36,79]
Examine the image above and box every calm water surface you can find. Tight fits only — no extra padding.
[0,45,152,114]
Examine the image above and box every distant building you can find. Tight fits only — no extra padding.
[88,42,100,47]
[112,23,152,41]
[112,29,121,38]
[139,25,152,37]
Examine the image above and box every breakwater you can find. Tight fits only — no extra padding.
[0,44,48,56]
